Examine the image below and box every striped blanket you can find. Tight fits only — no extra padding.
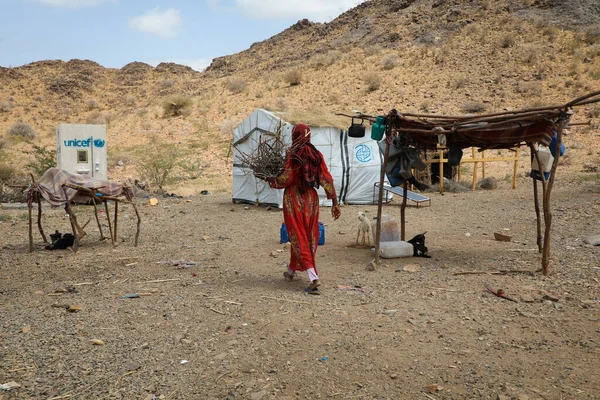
[33,168,133,206]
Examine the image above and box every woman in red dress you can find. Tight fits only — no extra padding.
[269,123,341,294]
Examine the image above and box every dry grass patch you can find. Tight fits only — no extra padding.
[6,122,36,141]
[363,72,382,92]
[226,78,247,94]
[283,68,303,86]
[310,51,341,68]
[500,33,516,48]
[162,95,193,118]
[461,101,487,114]
[380,53,399,70]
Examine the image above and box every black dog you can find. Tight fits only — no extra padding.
[408,232,431,258]
[45,230,75,250]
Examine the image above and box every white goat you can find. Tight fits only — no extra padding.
[356,211,372,246]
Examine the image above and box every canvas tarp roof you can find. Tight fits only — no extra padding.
[33,168,132,206]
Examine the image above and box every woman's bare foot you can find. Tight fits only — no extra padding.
[283,271,294,282]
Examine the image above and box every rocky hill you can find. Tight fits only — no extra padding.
[1,0,599,193]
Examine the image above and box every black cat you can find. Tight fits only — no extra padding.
[45,230,75,250]
[408,232,431,258]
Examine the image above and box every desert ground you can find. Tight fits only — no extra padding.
[1,169,599,400]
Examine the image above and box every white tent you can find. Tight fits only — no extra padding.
[232,109,391,208]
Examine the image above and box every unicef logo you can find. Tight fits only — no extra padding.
[94,139,106,148]
[355,144,372,163]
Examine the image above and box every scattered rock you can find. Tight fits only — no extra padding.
[21,325,31,334]
[520,294,535,303]
[477,177,497,190]
[250,390,267,400]
[89,339,105,345]
[403,264,421,272]
[390,374,398,380]
[148,198,158,206]
[365,261,377,271]
[67,305,82,312]
[583,234,600,246]
[494,232,512,242]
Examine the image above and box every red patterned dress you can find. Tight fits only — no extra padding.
[269,156,337,275]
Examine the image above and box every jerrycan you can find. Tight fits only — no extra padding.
[280,222,325,245]
[371,214,399,244]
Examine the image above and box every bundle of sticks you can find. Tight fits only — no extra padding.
[239,134,288,180]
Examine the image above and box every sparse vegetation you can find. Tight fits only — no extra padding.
[283,68,303,86]
[162,95,193,118]
[24,144,57,177]
[86,111,113,126]
[310,51,341,68]
[363,72,382,92]
[86,99,99,110]
[0,102,11,113]
[461,101,487,114]
[500,33,516,48]
[0,164,15,184]
[380,53,399,70]
[136,136,181,191]
[584,24,600,45]
[219,118,240,136]
[226,78,247,94]
[6,122,37,141]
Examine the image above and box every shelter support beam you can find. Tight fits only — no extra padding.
[37,193,47,243]
[104,200,116,247]
[529,143,543,253]
[374,138,391,265]
[62,185,79,253]
[400,180,408,241]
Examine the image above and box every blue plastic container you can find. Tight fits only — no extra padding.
[280,222,325,245]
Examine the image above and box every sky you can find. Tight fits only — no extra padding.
[0,0,366,71]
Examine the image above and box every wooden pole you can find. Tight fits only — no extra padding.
[541,116,566,275]
[28,196,33,253]
[400,180,408,241]
[125,191,141,247]
[482,150,486,178]
[114,200,119,243]
[104,200,116,247]
[529,143,543,253]
[471,147,478,190]
[438,149,444,194]
[36,193,47,243]
[91,197,105,240]
[458,158,462,182]
[512,147,519,189]
[62,185,79,253]
[374,139,391,265]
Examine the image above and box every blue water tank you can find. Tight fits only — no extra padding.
[280,222,325,245]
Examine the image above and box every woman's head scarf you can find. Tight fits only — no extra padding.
[291,123,322,189]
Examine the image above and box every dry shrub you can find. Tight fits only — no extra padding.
[500,33,516,48]
[363,45,381,57]
[226,78,247,94]
[461,101,487,114]
[86,99,99,110]
[453,76,469,89]
[0,102,11,113]
[588,66,600,80]
[161,79,175,89]
[220,118,240,136]
[587,105,600,118]
[135,136,182,191]
[283,68,303,86]
[520,44,543,65]
[6,122,36,140]
[515,81,542,96]
[363,72,382,92]
[380,53,399,70]
[584,24,600,45]
[310,51,341,68]
[86,111,114,126]
[542,26,559,42]
[162,95,193,118]
[126,96,136,106]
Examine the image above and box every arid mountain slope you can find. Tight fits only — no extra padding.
[1,0,599,192]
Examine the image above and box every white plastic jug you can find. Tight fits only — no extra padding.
[379,241,413,258]
[371,214,399,244]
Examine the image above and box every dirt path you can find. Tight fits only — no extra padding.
[1,176,599,399]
